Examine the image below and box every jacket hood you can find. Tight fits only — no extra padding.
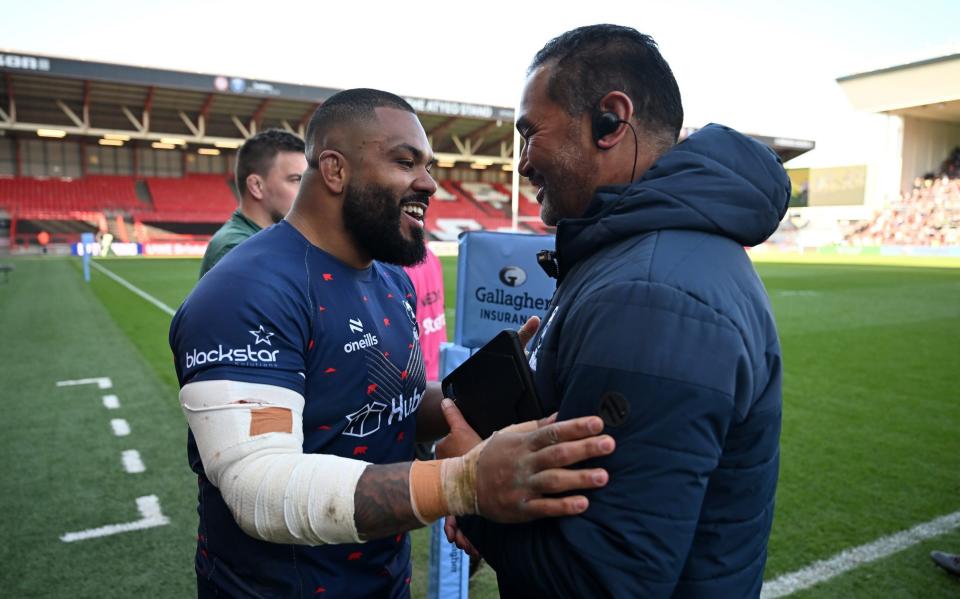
[556,123,791,274]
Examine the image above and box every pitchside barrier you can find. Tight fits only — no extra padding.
[428,230,555,599]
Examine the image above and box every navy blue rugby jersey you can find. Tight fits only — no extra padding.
[169,220,426,598]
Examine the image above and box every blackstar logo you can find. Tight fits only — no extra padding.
[185,345,280,368]
[184,326,280,368]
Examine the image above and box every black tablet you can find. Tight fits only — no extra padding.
[441,329,544,439]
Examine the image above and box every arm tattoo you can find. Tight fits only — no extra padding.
[353,462,421,540]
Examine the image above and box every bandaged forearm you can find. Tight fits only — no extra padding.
[180,380,370,545]
[408,450,482,524]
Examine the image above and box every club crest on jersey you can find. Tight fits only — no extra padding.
[403,300,420,340]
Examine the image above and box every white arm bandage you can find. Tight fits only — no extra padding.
[180,380,370,545]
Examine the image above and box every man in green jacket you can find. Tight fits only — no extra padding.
[199,129,306,277]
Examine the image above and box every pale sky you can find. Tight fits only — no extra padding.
[3,0,959,167]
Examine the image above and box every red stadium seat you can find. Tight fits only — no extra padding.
[0,175,140,218]
[139,175,237,223]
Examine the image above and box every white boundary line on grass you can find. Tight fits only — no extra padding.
[56,377,112,389]
[762,510,960,598]
[110,418,131,436]
[60,495,168,543]
[121,450,145,473]
[90,260,176,316]
[56,373,163,537]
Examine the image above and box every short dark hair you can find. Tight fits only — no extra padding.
[530,24,683,146]
[235,129,305,195]
[305,88,415,167]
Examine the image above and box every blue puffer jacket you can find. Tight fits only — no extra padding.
[459,124,790,598]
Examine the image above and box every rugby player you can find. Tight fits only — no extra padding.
[170,88,615,598]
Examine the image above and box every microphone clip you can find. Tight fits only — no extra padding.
[537,249,559,279]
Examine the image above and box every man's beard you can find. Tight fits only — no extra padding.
[342,182,427,267]
[540,128,594,226]
[268,207,286,224]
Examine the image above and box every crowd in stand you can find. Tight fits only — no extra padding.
[845,147,960,247]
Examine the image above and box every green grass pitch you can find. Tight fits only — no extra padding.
[0,254,957,597]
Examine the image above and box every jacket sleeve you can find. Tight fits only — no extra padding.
[459,280,751,598]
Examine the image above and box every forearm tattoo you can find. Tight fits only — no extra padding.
[353,462,421,540]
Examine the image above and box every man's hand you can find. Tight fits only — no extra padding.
[435,399,483,459]
[445,516,480,558]
[436,399,557,459]
[434,314,544,457]
[356,396,612,539]
[472,414,614,522]
[517,315,541,350]
[415,316,542,444]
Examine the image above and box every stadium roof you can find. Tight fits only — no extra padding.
[0,50,812,165]
[837,52,960,122]
[0,50,517,167]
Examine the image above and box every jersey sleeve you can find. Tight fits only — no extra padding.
[170,267,312,395]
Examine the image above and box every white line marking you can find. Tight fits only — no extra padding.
[56,377,113,389]
[111,419,131,437]
[762,510,960,598]
[121,450,145,473]
[60,495,169,542]
[90,260,176,316]
[102,395,120,409]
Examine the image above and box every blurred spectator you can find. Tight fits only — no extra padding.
[402,244,447,382]
[937,146,960,179]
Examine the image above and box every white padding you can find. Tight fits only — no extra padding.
[181,380,370,545]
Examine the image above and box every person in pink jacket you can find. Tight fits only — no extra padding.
[403,245,447,381]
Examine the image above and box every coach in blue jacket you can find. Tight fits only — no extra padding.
[445,25,790,598]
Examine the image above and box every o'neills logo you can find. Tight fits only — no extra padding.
[185,345,279,368]
[344,333,379,353]
[345,317,380,353]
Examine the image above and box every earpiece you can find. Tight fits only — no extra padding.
[592,111,622,145]
[592,107,640,183]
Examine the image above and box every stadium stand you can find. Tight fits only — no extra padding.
[0,52,813,251]
[460,182,510,210]
[511,183,551,233]
[140,174,236,223]
[0,170,563,243]
[845,168,960,247]
[424,181,555,238]
[427,181,508,238]
[0,175,141,217]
